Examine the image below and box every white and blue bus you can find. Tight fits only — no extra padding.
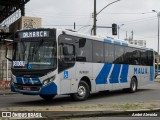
[6,28,154,101]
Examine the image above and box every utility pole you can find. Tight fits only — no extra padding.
[117,24,124,39]
[152,10,160,55]
[158,14,159,54]
[92,0,121,36]
[131,30,133,40]
[118,25,119,39]
[152,10,160,73]
[126,31,128,40]
[93,0,96,36]
[74,22,76,30]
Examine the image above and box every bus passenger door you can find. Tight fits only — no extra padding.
[58,36,76,94]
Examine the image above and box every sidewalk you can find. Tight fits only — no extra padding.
[0,89,16,95]
[155,78,160,82]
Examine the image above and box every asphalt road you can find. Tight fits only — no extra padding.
[0,82,160,109]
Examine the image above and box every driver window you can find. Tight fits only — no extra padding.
[58,35,75,73]
[63,44,74,56]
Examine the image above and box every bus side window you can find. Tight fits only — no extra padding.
[58,35,76,73]
[148,50,153,66]
[141,50,147,65]
[132,49,140,65]
[76,38,92,62]
[124,47,132,64]
[114,45,124,64]
[105,43,114,63]
[93,41,104,63]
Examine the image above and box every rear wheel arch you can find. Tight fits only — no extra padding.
[71,77,91,101]
[80,76,91,91]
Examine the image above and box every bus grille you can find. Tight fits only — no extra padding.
[14,83,41,91]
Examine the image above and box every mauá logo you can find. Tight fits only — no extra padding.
[134,67,148,74]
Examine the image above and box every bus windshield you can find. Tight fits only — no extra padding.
[12,39,57,70]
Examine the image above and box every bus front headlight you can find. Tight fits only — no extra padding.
[42,75,56,86]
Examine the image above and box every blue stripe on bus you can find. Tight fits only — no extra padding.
[120,64,129,83]
[96,64,112,84]
[150,66,154,81]
[109,64,121,83]
[23,78,33,85]
[32,78,41,84]
[122,43,128,46]
[40,82,57,94]
[104,39,112,43]
[113,41,121,45]
[16,77,23,84]
[16,77,41,85]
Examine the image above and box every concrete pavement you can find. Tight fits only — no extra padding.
[0,89,16,95]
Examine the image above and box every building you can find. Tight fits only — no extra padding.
[0,0,30,83]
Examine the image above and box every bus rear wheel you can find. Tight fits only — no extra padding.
[40,94,55,101]
[71,81,90,101]
[129,77,137,93]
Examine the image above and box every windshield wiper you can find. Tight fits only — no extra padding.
[33,39,44,55]
[17,39,26,60]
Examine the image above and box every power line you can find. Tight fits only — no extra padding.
[25,9,90,18]
[42,25,91,26]
[118,16,157,24]
[101,11,154,15]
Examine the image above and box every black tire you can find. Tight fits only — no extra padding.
[99,90,110,95]
[71,81,90,101]
[39,94,55,101]
[129,77,138,93]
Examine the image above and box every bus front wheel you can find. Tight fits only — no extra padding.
[39,94,55,101]
[71,81,90,101]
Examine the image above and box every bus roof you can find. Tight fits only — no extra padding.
[60,28,153,51]
[17,28,153,51]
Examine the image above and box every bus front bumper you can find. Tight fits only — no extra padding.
[10,81,57,95]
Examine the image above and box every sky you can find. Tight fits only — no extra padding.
[25,0,160,51]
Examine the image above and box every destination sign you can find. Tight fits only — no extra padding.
[19,31,49,38]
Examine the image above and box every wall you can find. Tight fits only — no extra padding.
[9,16,42,33]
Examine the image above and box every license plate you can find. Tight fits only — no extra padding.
[23,87,31,91]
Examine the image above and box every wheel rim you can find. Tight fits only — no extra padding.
[132,80,136,91]
[77,85,86,97]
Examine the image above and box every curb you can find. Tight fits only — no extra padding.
[0,91,17,95]
[44,108,160,119]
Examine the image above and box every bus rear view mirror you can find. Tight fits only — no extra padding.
[60,44,75,63]
[79,38,86,48]
[155,59,157,63]
[63,46,69,55]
